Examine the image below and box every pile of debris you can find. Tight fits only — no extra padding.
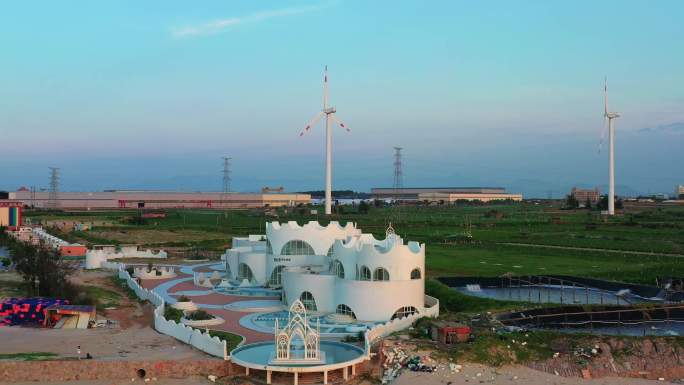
[380,342,437,383]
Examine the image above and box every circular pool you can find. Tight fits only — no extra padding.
[231,341,366,372]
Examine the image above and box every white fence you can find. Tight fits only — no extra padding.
[364,295,440,353]
[116,266,228,359]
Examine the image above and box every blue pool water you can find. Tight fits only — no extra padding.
[231,341,364,367]
[215,287,281,297]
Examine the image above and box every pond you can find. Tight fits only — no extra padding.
[454,284,660,305]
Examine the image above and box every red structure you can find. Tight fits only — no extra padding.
[59,245,88,257]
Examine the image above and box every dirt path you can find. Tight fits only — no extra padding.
[498,242,684,258]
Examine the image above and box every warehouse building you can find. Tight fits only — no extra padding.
[371,187,522,203]
[5,189,310,210]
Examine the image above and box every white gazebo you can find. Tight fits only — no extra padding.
[270,300,324,364]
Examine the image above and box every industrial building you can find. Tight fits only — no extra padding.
[570,187,601,205]
[371,187,522,203]
[676,185,684,200]
[5,189,310,210]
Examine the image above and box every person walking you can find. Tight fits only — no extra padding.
[77,345,81,360]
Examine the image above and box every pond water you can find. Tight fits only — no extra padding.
[454,285,659,305]
[0,247,9,258]
[231,341,364,367]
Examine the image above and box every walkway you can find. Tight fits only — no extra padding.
[140,262,273,344]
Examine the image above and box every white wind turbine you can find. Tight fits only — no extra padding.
[603,77,620,216]
[299,66,350,215]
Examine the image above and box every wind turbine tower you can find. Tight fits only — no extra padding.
[604,78,620,216]
[300,66,350,215]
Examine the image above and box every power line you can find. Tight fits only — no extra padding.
[48,167,60,209]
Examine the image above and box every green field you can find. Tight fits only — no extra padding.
[25,203,684,285]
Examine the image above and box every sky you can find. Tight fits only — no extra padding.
[0,0,682,197]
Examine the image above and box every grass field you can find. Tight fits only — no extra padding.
[25,202,684,285]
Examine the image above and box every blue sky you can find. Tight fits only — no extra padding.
[0,1,682,197]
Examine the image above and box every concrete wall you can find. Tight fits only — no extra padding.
[86,248,167,269]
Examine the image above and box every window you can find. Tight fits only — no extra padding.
[300,291,317,311]
[266,239,273,254]
[269,265,286,286]
[280,240,315,256]
[237,263,254,282]
[410,268,421,280]
[336,304,356,319]
[373,267,390,281]
[331,260,345,279]
[391,306,418,320]
[326,244,335,257]
[359,265,371,281]
[225,261,232,279]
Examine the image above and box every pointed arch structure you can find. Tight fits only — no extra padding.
[271,300,323,364]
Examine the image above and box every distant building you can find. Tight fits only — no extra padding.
[371,187,522,203]
[570,187,601,205]
[4,189,310,210]
[676,185,684,199]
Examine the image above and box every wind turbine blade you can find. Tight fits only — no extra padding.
[299,112,325,137]
[604,76,609,117]
[598,116,607,154]
[323,65,329,110]
[332,114,350,132]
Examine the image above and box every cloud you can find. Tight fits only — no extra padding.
[172,2,335,38]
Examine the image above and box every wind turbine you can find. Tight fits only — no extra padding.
[603,77,620,216]
[299,66,350,215]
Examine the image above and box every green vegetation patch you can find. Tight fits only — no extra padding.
[164,306,184,322]
[206,330,244,352]
[0,352,59,361]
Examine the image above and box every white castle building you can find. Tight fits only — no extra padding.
[222,221,427,322]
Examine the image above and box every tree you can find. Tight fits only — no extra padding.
[358,200,370,214]
[11,240,75,297]
[565,194,579,209]
[585,198,592,210]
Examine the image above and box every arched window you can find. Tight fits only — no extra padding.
[266,239,273,254]
[391,306,418,320]
[359,265,371,281]
[331,260,345,279]
[300,291,317,311]
[326,244,335,257]
[336,304,356,319]
[373,267,390,281]
[237,263,254,282]
[280,240,315,256]
[269,265,286,286]
[410,268,421,280]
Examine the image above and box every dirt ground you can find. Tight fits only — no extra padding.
[88,229,226,245]
[0,325,211,361]
[392,363,669,385]
[0,377,215,385]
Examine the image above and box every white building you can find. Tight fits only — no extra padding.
[222,221,427,322]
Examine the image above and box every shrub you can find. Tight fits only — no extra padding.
[164,306,184,322]
[186,309,214,321]
[177,295,191,302]
[0,258,10,267]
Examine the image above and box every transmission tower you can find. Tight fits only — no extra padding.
[221,157,232,208]
[392,147,403,200]
[48,167,60,209]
